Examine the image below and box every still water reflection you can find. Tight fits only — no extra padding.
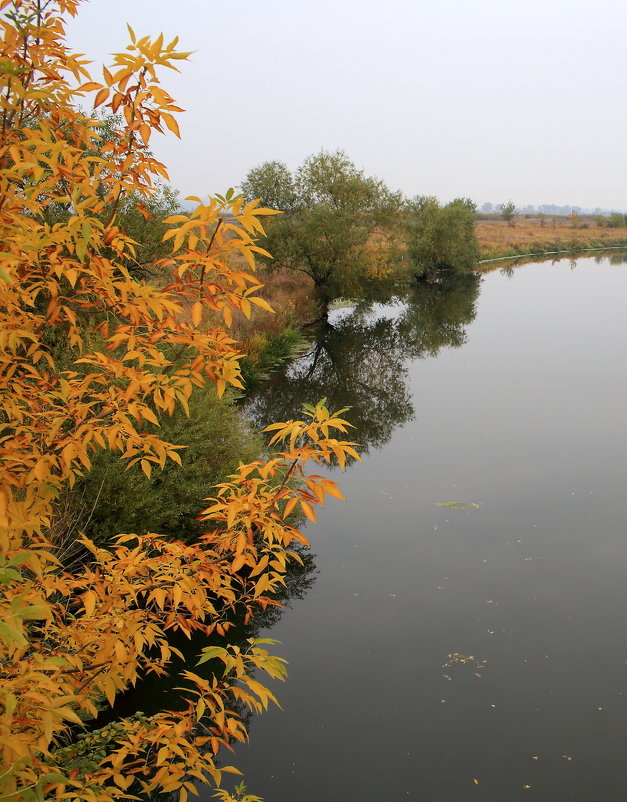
[247,272,481,453]
[207,256,627,802]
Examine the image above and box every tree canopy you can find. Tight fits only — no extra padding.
[241,150,403,304]
[406,196,479,276]
[499,200,517,226]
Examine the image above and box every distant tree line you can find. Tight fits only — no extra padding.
[480,201,627,216]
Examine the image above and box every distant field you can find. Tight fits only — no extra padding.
[476,216,627,260]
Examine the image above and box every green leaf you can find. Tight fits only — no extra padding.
[0,620,28,647]
[17,604,50,620]
[0,568,21,584]
[247,637,280,646]
[197,646,228,666]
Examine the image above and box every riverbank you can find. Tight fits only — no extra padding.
[231,267,317,388]
[232,220,627,382]
[476,217,627,261]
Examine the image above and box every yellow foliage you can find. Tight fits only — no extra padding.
[0,3,357,800]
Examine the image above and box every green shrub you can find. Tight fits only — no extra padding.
[52,387,262,548]
[406,196,479,276]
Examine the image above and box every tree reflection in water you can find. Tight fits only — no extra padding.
[247,272,482,455]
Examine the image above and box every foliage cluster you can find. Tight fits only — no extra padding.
[242,157,483,303]
[241,151,403,304]
[57,386,262,547]
[498,200,517,226]
[405,196,479,277]
[608,212,627,228]
[0,3,356,801]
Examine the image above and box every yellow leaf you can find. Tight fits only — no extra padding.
[82,590,96,618]
[79,81,103,92]
[55,706,84,725]
[94,87,110,108]
[161,112,181,138]
[321,482,345,501]
[142,407,159,426]
[283,496,298,519]
[300,500,316,523]
[250,297,274,313]
[192,301,202,327]
[156,746,169,766]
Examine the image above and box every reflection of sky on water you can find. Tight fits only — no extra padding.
[208,257,627,802]
[327,299,409,326]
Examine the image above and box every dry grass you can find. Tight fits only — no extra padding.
[232,266,318,339]
[477,216,627,260]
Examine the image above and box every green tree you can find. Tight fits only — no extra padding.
[406,196,479,277]
[241,150,403,307]
[499,200,517,226]
[240,159,296,211]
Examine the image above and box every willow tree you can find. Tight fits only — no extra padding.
[242,150,403,307]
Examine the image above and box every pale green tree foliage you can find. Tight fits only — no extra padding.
[406,196,479,276]
[499,199,517,226]
[240,160,297,212]
[241,150,402,304]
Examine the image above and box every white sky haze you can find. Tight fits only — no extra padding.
[67,0,627,209]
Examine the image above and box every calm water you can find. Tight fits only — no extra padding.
[203,256,627,802]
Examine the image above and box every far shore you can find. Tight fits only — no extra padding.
[476,216,627,261]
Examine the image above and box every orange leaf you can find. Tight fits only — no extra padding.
[94,87,110,108]
[300,500,316,523]
[161,112,181,137]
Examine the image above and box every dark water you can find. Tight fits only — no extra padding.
[201,256,627,802]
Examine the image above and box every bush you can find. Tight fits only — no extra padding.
[406,196,479,276]
[54,387,262,548]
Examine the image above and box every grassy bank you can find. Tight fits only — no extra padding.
[231,267,318,389]
[476,217,627,261]
[228,216,627,382]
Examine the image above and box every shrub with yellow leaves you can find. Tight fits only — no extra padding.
[0,2,357,800]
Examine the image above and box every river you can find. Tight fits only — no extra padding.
[197,254,627,802]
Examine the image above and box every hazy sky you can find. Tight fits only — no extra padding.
[67,0,627,209]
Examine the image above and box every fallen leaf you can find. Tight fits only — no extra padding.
[435,501,481,510]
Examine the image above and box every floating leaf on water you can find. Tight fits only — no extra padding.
[434,501,481,510]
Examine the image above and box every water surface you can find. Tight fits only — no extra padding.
[206,256,627,801]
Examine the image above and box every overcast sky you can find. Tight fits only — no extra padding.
[67,0,627,210]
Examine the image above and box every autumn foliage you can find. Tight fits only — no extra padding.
[0,2,357,800]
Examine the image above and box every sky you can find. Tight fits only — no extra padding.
[66,0,627,210]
